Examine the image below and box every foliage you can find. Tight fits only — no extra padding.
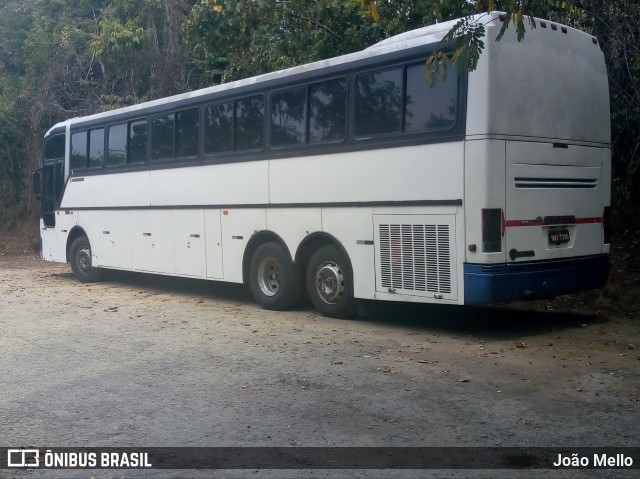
[0,0,637,224]
[586,0,640,202]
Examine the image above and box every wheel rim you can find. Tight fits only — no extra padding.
[257,257,281,297]
[314,261,345,304]
[76,246,92,275]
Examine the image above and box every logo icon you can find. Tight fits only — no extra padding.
[7,449,40,467]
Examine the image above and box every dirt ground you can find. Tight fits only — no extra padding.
[0,250,638,479]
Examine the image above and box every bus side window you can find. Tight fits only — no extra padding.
[354,68,403,137]
[44,133,65,160]
[405,62,458,133]
[235,94,264,151]
[151,114,175,160]
[271,87,306,147]
[309,78,347,144]
[108,123,127,166]
[176,108,200,158]
[129,120,148,163]
[205,102,233,155]
[88,128,105,168]
[71,131,88,170]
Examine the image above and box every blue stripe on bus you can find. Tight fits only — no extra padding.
[464,254,609,304]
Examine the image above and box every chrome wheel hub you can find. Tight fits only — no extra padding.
[315,261,345,304]
[77,247,92,274]
[257,257,280,297]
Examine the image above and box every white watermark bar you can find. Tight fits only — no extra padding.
[1,447,638,470]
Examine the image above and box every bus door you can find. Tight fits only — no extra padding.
[36,133,66,228]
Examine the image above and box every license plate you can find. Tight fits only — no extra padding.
[549,229,570,244]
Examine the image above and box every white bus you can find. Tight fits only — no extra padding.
[33,12,611,318]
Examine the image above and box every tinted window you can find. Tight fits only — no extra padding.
[108,123,127,166]
[151,114,175,160]
[44,134,65,160]
[271,87,306,146]
[205,102,233,154]
[176,108,200,158]
[88,128,105,168]
[405,63,458,132]
[309,78,347,143]
[235,95,264,151]
[355,68,403,136]
[129,120,148,163]
[70,132,88,169]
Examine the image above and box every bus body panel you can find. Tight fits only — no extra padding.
[91,210,133,270]
[265,208,322,263]
[130,210,176,274]
[174,209,207,278]
[268,143,464,205]
[60,170,150,209]
[505,161,607,261]
[221,209,267,284]
[467,18,610,144]
[40,220,61,262]
[322,207,377,300]
[204,209,224,279]
[149,161,269,207]
[463,139,507,264]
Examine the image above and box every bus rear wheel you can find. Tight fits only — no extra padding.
[306,244,357,319]
[69,236,102,282]
[249,242,302,311]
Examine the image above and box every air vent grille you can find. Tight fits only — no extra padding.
[515,177,597,189]
[379,223,452,294]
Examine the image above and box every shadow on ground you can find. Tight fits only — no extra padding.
[359,300,608,339]
[53,267,609,340]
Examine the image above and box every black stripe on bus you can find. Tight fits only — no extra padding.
[60,199,463,211]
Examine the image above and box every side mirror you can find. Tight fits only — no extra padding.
[32,169,42,200]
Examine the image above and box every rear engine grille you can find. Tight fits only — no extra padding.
[379,224,452,294]
[515,178,597,189]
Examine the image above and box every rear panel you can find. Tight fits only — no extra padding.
[463,16,611,304]
[505,141,609,262]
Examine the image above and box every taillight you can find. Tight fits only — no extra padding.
[603,206,611,244]
[482,209,503,253]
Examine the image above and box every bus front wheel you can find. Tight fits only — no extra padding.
[69,236,102,282]
[249,242,302,311]
[306,245,357,319]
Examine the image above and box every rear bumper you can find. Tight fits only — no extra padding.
[464,254,609,304]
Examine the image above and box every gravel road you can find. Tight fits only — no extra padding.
[0,256,638,479]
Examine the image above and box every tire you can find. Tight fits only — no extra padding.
[306,244,357,319]
[69,236,102,283]
[249,242,302,311]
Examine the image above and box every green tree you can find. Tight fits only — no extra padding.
[0,0,637,233]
